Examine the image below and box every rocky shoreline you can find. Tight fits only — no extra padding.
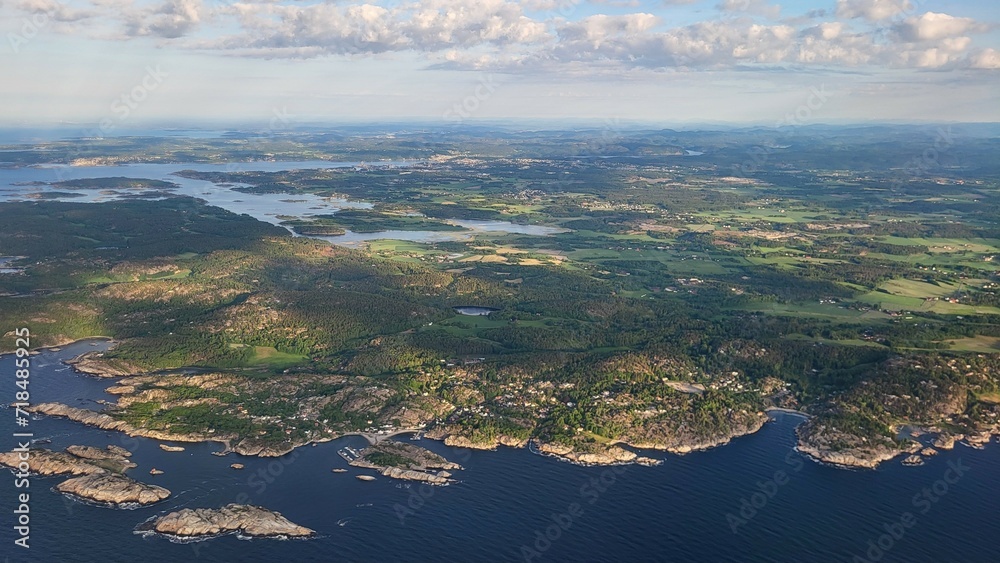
[349,441,462,485]
[22,340,1000,472]
[424,427,528,451]
[30,396,762,469]
[520,412,771,467]
[0,445,170,507]
[425,424,760,467]
[794,415,911,470]
[138,504,315,540]
[29,393,999,472]
[67,350,142,377]
[530,441,661,467]
[1,335,112,356]
[0,445,133,476]
[57,473,170,507]
[26,402,232,451]
[795,420,1000,470]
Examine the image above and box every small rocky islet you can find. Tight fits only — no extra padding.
[138,504,315,539]
[57,473,170,506]
[349,441,462,485]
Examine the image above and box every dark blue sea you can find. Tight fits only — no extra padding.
[2,340,999,563]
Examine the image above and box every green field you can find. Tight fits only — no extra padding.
[231,344,308,368]
[941,336,1000,353]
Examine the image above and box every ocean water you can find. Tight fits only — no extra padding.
[1,342,999,562]
[0,162,564,246]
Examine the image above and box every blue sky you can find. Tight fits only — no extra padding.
[1,0,998,127]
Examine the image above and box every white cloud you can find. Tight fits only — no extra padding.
[207,0,548,55]
[836,0,911,22]
[517,0,573,9]
[16,0,96,22]
[3,0,998,74]
[125,0,204,38]
[797,24,876,65]
[803,22,843,40]
[938,36,972,52]
[558,13,660,42]
[405,0,549,48]
[969,48,1000,69]
[910,47,952,68]
[546,19,800,69]
[894,12,988,42]
[591,0,642,7]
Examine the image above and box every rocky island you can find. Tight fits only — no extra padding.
[0,445,170,507]
[0,445,134,476]
[139,504,315,539]
[56,473,170,506]
[532,441,661,467]
[349,441,462,484]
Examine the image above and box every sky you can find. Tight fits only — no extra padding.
[0,0,998,128]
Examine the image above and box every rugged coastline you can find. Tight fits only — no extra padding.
[0,445,170,507]
[795,419,1000,470]
[424,427,528,451]
[25,402,233,451]
[67,350,142,378]
[13,340,1000,472]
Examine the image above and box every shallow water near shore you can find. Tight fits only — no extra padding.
[2,345,1000,563]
